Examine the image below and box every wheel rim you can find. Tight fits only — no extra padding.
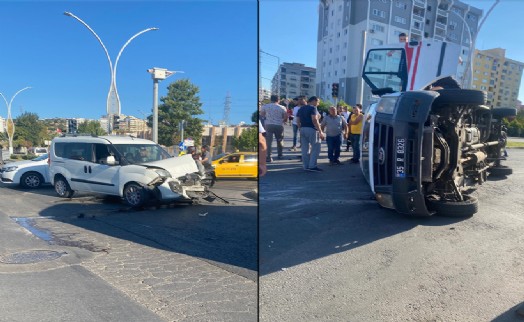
[56,180,67,196]
[25,175,40,188]
[125,185,142,206]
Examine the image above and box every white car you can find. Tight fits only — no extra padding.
[48,135,212,207]
[0,154,50,188]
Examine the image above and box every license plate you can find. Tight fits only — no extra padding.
[395,137,406,178]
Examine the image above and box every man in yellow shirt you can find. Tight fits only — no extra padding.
[348,104,363,164]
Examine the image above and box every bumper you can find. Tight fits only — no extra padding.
[153,178,207,202]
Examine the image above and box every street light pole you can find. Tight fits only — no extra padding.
[0,87,31,155]
[64,11,158,132]
[260,50,281,97]
[147,68,183,143]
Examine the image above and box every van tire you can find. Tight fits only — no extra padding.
[427,195,478,217]
[20,172,44,189]
[491,107,517,119]
[123,182,147,208]
[54,176,74,198]
[433,89,486,107]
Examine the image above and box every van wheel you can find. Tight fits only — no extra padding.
[123,183,147,208]
[20,172,44,189]
[433,89,486,106]
[427,195,478,217]
[54,176,74,198]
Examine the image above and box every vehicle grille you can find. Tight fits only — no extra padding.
[373,123,394,186]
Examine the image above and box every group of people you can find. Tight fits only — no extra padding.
[260,94,364,172]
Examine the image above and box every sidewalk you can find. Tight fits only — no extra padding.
[0,210,163,322]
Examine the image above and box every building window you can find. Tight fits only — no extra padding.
[373,9,386,18]
[395,16,407,24]
[371,38,384,46]
[396,1,406,9]
[372,24,385,32]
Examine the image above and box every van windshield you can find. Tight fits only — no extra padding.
[113,144,172,164]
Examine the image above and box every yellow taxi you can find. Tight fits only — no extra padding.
[211,152,258,179]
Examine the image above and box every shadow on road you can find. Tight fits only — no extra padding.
[260,131,470,276]
[2,179,258,277]
[492,301,524,322]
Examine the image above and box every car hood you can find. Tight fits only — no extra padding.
[141,154,199,179]
[2,159,47,168]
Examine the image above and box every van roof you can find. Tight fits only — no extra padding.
[52,135,157,145]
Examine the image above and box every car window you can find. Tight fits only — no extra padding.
[94,143,118,164]
[226,155,240,163]
[55,142,92,161]
[112,144,171,164]
[244,155,257,162]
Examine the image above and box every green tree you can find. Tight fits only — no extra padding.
[232,126,258,152]
[154,79,205,146]
[317,99,330,116]
[78,120,107,136]
[13,112,47,147]
[251,110,258,123]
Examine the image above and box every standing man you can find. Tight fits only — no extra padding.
[260,95,287,162]
[296,96,325,172]
[200,145,212,169]
[348,104,363,164]
[321,106,347,165]
[290,96,305,152]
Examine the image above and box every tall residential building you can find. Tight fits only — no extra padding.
[271,63,316,99]
[0,116,5,133]
[317,0,481,107]
[471,48,524,108]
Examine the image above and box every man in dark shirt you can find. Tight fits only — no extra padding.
[296,96,325,172]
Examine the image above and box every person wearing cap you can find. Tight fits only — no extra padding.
[296,96,325,172]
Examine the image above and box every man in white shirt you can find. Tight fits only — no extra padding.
[260,95,287,162]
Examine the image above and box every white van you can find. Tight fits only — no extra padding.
[49,135,211,207]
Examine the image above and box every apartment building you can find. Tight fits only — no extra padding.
[271,63,316,99]
[317,0,481,107]
[472,48,524,108]
[0,116,5,133]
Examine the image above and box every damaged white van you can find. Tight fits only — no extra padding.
[49,135,212,207]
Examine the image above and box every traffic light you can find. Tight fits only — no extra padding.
[68,119,77,134]
[113,115,120,130]
[331,83,339,98]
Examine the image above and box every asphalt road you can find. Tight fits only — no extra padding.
[259,125,524,322]
[0,179,257,321]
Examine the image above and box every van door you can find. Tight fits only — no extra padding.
[59,142,93,192]
[86,143,120,195]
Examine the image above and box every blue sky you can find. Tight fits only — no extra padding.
[0,1,257,125]
[260,0,524,104]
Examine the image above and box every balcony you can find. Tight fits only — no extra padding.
[437,9,448,17]
[414,0,425,8]
[435,22,446,30]
[411,28,422,36]
[413,13,424,21]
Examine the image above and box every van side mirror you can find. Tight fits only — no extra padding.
[105,155,116,165]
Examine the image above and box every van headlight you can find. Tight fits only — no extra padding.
[3,166,18,172]
[154,169,172,178]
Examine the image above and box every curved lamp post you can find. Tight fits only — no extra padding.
[64,11,158,131]
[0,87,31,154]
